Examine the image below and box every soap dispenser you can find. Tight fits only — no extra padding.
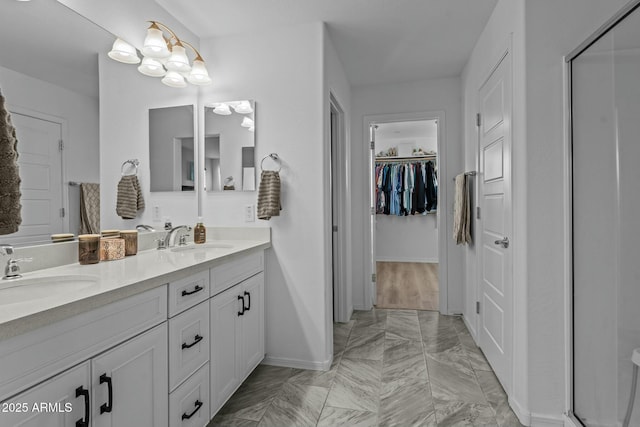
[194,217,206,244]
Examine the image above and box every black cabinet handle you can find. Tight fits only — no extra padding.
[244,291,251,311]
[181,400,203,420]
[237,295,245,316]
[75,386,90,427]
[182,334,203,349]
[99,373,113,414]
[181,285,203,297]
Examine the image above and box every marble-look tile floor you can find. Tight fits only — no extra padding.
[209,309,524,427]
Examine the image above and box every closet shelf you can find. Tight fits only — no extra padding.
[375,155,436,162]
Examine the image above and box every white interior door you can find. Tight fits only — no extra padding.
[477,50,513,390]
[0,112,64,244]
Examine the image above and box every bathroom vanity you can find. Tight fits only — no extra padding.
[0,229,269,427]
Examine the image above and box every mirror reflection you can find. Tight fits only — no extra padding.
[0,0,112,245]
[204,100,256,192]
[149,105,196,192]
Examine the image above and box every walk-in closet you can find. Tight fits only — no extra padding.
[371,119,439,310]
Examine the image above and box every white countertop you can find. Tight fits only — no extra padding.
[0,237,270,341]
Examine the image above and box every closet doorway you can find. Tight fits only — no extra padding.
[370,117,441,311]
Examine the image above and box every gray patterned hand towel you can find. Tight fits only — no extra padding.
[257,171,281,220]
[80,183,100,234]
[116,175,145,219]
[0,92,22,235]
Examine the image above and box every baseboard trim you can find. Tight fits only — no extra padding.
[262,355,332,371]
[529,411,565,426]
[376,257,439,263]
[509,396,530,426]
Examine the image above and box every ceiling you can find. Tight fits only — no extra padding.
[155,0,498,87]
[0,0,113,99]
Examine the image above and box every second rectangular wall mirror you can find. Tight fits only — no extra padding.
[204,100,256,192]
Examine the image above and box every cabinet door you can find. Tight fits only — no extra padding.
[92,324,168,427]
[241,273,265,375]
[0,362,90,427]
[210,285,243,416]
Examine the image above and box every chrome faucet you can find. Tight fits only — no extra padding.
[1,245,32,280]
[162,225,192,248]
[136,224,155,232]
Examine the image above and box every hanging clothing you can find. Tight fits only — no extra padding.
[374,158,437,217]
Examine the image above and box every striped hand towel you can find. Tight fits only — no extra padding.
[453,174,472,245]
[257,170,281,220]
[116,175,145,219]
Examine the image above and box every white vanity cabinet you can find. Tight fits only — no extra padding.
[91,324,168,427]
[210,259,265,416]
[0,362,90,427]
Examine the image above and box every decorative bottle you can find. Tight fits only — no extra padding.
[194,217,206,244]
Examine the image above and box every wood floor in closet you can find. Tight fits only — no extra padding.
[376,262,439,311]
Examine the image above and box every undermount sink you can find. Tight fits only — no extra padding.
[0,275,100,306]
[170,242,233,253]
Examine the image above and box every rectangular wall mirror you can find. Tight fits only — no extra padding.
[149,104,196,192]
[203,100,256,192]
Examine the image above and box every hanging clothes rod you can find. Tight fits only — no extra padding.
[375,155,436,163]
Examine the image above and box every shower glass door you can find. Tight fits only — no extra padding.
[571,3,640,426]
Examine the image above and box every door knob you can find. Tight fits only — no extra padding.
[494,237,509,248]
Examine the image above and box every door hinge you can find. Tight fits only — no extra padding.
[332,225,338,232]
[60,207,65,218]
[476,113,481,127]
[476,207,481,219]
[370,140,375,150]
[58,139,64,151]
[476,301,481,314]
[371,273,377,283]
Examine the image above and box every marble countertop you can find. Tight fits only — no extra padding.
[0,236,270,341]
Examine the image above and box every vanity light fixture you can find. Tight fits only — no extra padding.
[108,20,211,87]
[233,100,253,114]
[241,117,254,128]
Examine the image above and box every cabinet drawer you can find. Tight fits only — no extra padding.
[168,270,210,317]
[169,363,210,427]
[169,301,210,392]
[210,251,263,296]
[0,286,167,402]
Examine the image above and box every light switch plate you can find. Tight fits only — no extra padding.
[244,205,255,222]
[153,206,162,222]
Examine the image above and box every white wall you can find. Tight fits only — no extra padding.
[350,77,462,312]
[198,22,333,369]
[524,0,628,422]
[0,65,99,235]
[460,0,527,420]
[99,55,199,230]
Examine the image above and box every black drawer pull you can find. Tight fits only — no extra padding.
[181,285,203,297]
[244,291,251,311]
[181,400,203,420]
[99,373,113,414]
[182,334,203,349]
[238,295,245,316]
[75,386,90,427]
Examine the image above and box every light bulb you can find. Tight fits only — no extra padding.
[187,59,212,85]
[142,26,170,59]
[166,44,191,72]
[241,117,254,128]
[161,70,187,88]
[213,104,231,115]
[234,100,253,114]
[108,38,140,64]
[138,56,166,77]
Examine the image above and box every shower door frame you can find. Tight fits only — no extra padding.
[564,1,640,425]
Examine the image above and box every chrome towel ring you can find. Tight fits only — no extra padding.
[260,153,281,172]
[121,159,140,176]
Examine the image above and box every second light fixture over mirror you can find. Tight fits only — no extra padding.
[108,21,211,88]
[204,100,256,192]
